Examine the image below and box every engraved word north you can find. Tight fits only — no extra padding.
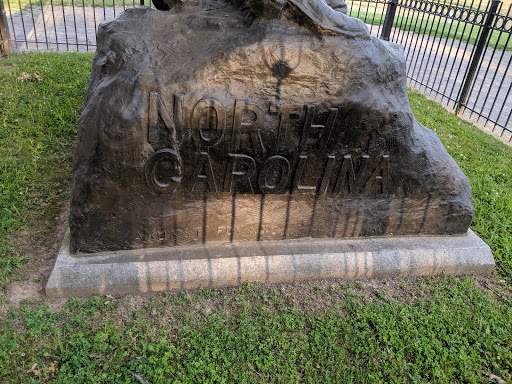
[136,89,393,247]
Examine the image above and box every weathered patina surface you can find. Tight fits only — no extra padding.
[69,5,473,253]
[151,0,361,37]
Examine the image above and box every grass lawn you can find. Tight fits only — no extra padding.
[347,5,511,52]
[0,52,511,383]
[0,53,89,288]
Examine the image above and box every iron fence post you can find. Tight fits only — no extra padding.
[0,0,12,56]
[455,0,501,115]
[380,0,398,41]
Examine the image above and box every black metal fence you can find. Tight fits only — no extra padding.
[0,0,511,142]
[348,0,511,143]
[0,0,150,53]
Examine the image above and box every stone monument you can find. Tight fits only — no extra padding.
[46,0,494,297]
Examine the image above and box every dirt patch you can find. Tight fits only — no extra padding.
[477,277,512,302]
[0,199,70,311]
[123,294,151,311]
[5,280,45,306]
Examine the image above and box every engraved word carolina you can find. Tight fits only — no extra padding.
[144,91,390,196]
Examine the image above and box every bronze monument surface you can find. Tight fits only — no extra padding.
[46,0,494,297]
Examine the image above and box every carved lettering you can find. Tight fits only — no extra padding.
[232,99,266,155]
[190,152,218,194]
[333,154,389,196]
[319,108,339,150]
[363,155,390,195]
[217,226,229,237]
[276,104,303,153]
[191,97,226,148]
[145,91,393,198]
[293,154,317,193]
[135,228,177,243]
[258,155,290,193]
[333,154,357,195]
[319,155,336,195]
[148,92,178,147]
[145,148,182,191]
[298,104,314,152]
[224,153,257,193]
[224,224,286,237]
[299,106,338,151]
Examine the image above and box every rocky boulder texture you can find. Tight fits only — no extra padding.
[69,4,474,253]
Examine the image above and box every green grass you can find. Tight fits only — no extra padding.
[348,8,511,51]
[1,278,512,383]
[409,91,512,280]
[0,53,512,383]
[0,52,93,287]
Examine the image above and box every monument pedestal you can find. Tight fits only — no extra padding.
[52,6,495,298]
[46,229,494,297]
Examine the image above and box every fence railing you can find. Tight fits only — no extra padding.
[0,0,151,52]
[0,0,511,143]
[347,0,512,142]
